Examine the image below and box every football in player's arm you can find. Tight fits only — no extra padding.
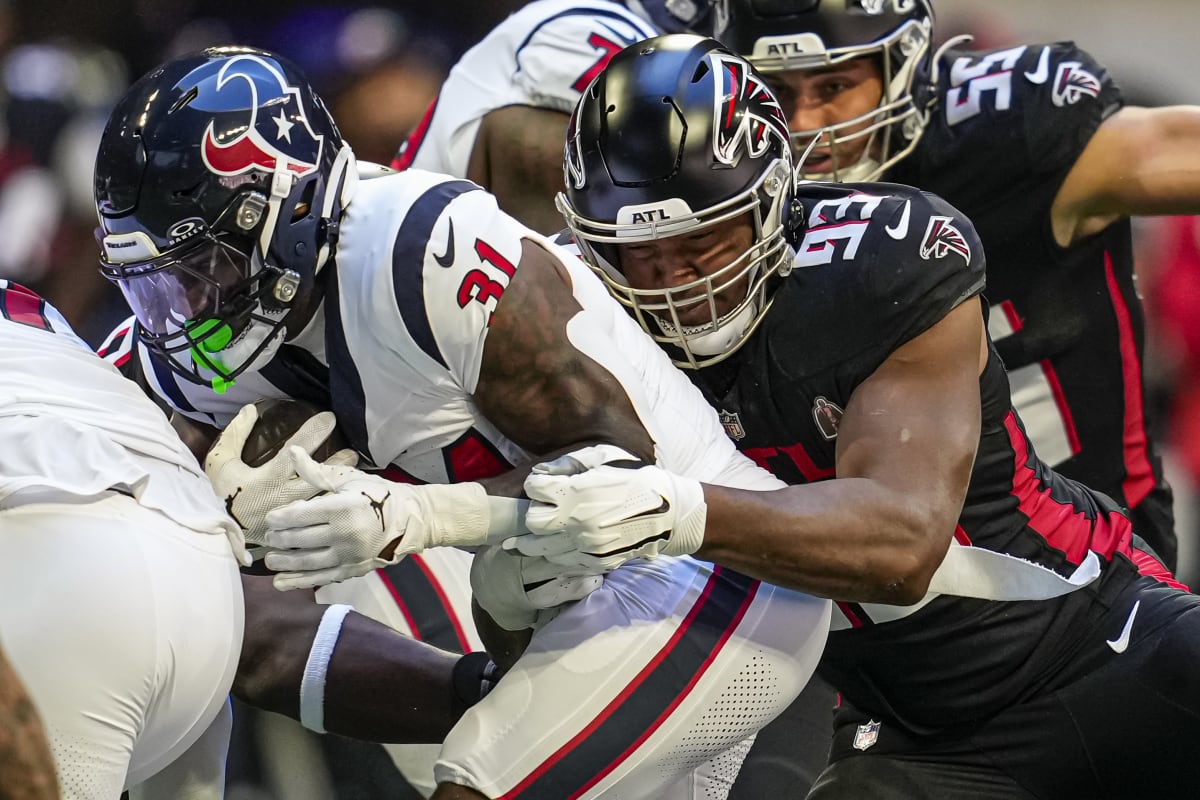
[94,45,829,800]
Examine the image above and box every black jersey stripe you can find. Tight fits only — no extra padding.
[391,179,481,370]
[262,345,331,409]
[321,273,371,456]
[499,567,760,799]
[376,556,472,654]
[146,346,201,416]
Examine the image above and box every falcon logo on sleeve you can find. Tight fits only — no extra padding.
[919,216,972,263]
[1051,62,1102,107]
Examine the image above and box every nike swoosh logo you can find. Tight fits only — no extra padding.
[1106,600,1140,654]
[1024,46,1050,84]
[433,219,455,268]
[884,201,911,239]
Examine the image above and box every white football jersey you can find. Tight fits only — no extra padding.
[394,0,658,178]
[0,281,238,540]
[123,167,775,493]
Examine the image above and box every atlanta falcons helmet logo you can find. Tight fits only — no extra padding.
[710,52,790,167]
[919,215,971,263]
[200,54,324,178]
[1051,62,1102,107]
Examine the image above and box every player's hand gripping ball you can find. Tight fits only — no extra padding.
[205,399,359,547]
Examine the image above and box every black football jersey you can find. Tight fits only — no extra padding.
[690,182,1144,734]
[888,42,1169,547]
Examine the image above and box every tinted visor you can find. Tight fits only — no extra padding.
[103,233,256,337]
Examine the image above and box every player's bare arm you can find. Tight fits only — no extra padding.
[171,412,219,463]
[0,644,59,800]
[234,574,465,743]
[473,237,657,463]
[696,298,985,604]
[1053,105,1200,246]
[467,107,573,235]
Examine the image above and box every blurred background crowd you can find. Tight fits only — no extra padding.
[5,0,1200,796]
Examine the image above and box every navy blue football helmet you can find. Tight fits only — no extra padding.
[94,46,357,393]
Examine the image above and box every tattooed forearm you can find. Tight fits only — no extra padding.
[0,645,59,799]
[476,239,655,461]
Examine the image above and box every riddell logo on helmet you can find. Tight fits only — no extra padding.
[200,54,323,179]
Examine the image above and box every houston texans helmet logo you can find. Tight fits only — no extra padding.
[200,54,323,178]
[919,215,971,263]
[710,52,790,167]
[1051,62,1101,107]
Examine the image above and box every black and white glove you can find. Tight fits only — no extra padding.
[469,544,605,631]
[204,403,358,545]
[264,447,526,591]
[506,444,707,571]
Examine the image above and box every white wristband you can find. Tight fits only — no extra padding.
[421,483,529,548]
[299,603,353,733]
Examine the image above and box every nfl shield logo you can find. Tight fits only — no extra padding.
[718,409,745,441]
[853,720,881,751]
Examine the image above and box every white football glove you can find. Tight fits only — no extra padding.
[508,444,708,571]
[470,544,605,631]
[264,447,526,591]
[204,403,359,545]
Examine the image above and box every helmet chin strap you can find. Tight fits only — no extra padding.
[314,143,358,272]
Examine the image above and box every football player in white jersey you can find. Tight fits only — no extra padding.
[0,279,245,798]
[392,0,713,232]
[92,47,829,799]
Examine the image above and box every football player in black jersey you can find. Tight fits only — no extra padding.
[520,34,1200,797]
[711,0,1199,573]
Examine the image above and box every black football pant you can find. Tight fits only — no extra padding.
[807,577,1200,800]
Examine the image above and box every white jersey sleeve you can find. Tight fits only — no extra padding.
[399,0,658,177]
[508,2,659,113]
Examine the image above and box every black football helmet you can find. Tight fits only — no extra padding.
[94,46,357,393]
[558,34,800,368]
[713,0,934,181]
